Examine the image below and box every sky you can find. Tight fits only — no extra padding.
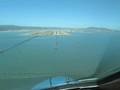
[0,0,120,29]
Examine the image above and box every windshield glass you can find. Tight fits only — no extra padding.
[0,0,120,90]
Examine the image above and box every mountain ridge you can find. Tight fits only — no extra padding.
[0,25,117,32]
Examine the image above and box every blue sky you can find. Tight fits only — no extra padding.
[0,0,120,29]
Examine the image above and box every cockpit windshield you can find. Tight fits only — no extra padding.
[0,0,120,90]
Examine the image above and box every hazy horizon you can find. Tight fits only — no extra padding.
[0,24,119,30]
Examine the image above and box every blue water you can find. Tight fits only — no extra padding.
[0,30,120,89]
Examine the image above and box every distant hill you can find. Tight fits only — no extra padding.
[0,25,118,32]
[83,27,114,32]
[0,25,21,31]
[0,25,74,31]
[0,25,50,31]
